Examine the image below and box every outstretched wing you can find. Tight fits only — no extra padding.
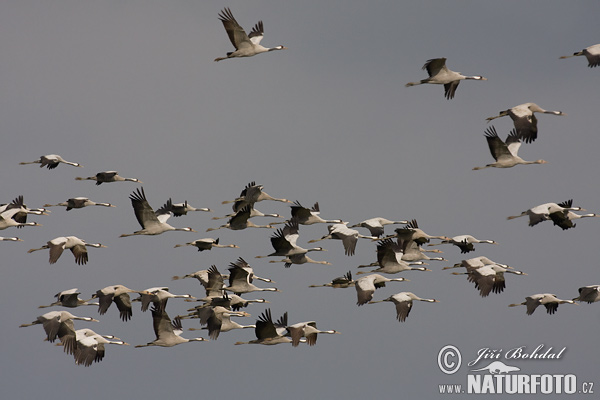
[218,8,251,50]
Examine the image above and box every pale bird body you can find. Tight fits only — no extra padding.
[509,293,577,315]
[214,8,287,62]
[75,171,141,185]
[20,154,82,169]
[44,197,115,211]
[120,188,196,237]
[405,57,487,99]
[473,126,547,170]
[560,44,600,67]
[486,102,565,143]
[28,236,106,265]
[369,292,439,322]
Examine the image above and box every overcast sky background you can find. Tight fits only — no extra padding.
[1,1,599,399]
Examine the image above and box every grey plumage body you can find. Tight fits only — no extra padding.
[280,320,339,347]
[120,188,196,237]
[75,171,141,185]
[357,238,430,275]
[560,44,600,67]
[234,309,297,346]
[38,288,99,309]
[174,238,238,251]
[369,292,439,322]
[507,200,585,227]
[19,311,98,342]
[92,285,148,321]
[350,217,408,238]
[44,197,115,211]
[133,287,194,313]
[184,305,251,340]
[486,103,565,143]
[451,264,526,297]
[27,236,106,265]
[224,258,278,295]
[473,126,547,170]
[309,271,355,288]
[135,308,207,347]
[573,285,600,303]
[207,204,274,231]
[429,234,497,254]
[509,293,577,315]
[287,201,343,225]
[308,223,375,256]
[355,274,408,306]
[405,57,487,99]
[214,8,287,62]
[20,154,82,169]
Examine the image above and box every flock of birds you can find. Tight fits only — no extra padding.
[6,7,600,367]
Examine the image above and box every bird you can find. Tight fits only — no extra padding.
[0,195,48,226]
[214,8,287,62]
[184,305,252,340]
[284,201,344,225]
[560,43,600,68]
[548,202,599,230]
[27,236,106,265]
[357,238,430,275]
[92,285,148,321]
[70,331,129,367]
[368,292,439,322]
[573,285,600,304]
[279,319,340,347]
[405,57,487,99]
[206,204,274,231]
[355,274,408,306]
[172,265,225,298]
[269,253,331,269]
[234,309,297,346]
[155,199,211,217]
[43,197,115,211]
[451,264,526,297]
[256,218,328,263]
[509,293,577,315]
[135,307,207,347]
[486,103,565,143]
[174,238,239,252]
[308,223,376,256]
[120,188,196,237]
[133,287,195,313]
[385,219,450,246]
[0,204,43,230]
[60,327,123,356]
[309,271,355,288]
[222,181,292,213]
[224,258,279,295]
[19,311,98,342]
[38,288,99,309]
[350,217,409,238]
[255,218,303,257]
[0,236,22,242]
[442,256,510,271]
[186,291,269,312]
[19,154,82,169]
[213,203,283,221]
[473,126,547,170]
[75,171,141,185]
[428,235,497,254]
[399,239,446,262]
[507,200,585,227]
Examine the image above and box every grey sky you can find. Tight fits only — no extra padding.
[2,1,599,399]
